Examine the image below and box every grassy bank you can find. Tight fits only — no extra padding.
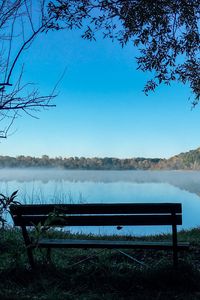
[1,228,200,300]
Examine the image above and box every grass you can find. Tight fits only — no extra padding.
[1,227,200,300]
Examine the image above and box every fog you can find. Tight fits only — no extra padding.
[1,168,200,235]
[0,169,200,196]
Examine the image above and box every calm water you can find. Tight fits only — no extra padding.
[1,169,200,236]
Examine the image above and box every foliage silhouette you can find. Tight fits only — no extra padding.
[49,0,200,104]
[0,190,20,229]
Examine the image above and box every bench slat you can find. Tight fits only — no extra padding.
[12,214,182,226]
[10,203,182,215]
[36,238,189,250]
[9,203,187,268]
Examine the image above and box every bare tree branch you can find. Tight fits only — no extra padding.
[0,0,58,138]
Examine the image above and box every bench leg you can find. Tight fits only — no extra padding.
[172,223,178,267]
[27,247,35,269]
[21,225,35,268]
[173,247,178,267]
[46,247,51,263]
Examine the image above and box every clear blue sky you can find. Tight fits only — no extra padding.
[1,28,200,159]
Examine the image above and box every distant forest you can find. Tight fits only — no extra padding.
[0,148,200,170]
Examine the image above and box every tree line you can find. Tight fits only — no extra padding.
[0,148,200,170]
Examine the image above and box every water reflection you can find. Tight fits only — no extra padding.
[0,169,200,195]
[0,169,200,235]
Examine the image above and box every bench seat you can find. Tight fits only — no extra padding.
[10,203,189,268]
[36,238,189,250]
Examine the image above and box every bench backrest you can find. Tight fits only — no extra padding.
[10,203,182,227]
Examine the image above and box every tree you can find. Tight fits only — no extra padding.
[1,1,199,138]
[48,0,200,105]
[0,0,57,138]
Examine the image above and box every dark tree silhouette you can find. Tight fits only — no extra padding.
[1,1,199,137]
[48,0,200,105]
[0,0,56,138]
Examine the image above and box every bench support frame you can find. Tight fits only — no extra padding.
[10,203,189,268]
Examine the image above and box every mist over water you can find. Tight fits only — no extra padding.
[1,169,200,235]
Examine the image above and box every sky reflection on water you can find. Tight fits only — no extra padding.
[1,169,200,235]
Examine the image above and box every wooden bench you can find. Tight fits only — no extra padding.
[10,203,189,268]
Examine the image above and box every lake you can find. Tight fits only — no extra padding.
[1,169,200,236]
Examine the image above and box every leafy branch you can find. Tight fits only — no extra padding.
[0,190,20,229]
